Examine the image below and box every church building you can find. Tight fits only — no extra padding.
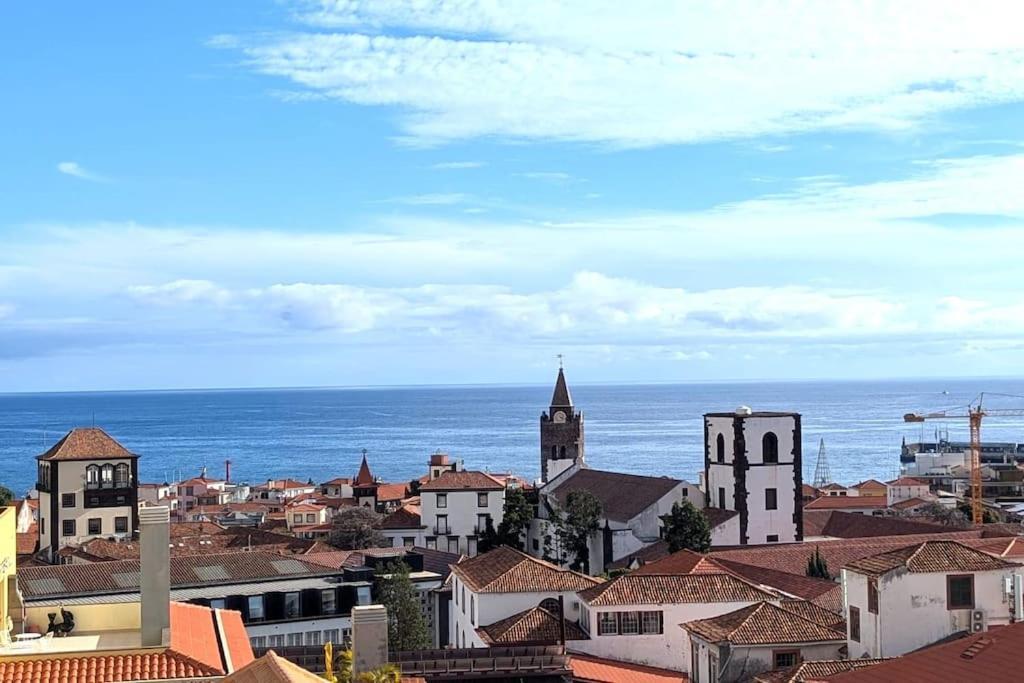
[539,366,585,482]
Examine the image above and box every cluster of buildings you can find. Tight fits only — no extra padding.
[4,368,1024,682]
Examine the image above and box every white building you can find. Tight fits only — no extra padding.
[886,477,931,506]
[705,408,803,545]
[843,540,1021,658]
[684,601,846,683]
[448,546,601,650]
[36,427,139,561]
[419,470,505,556]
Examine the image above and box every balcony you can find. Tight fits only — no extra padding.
[433,525,451,536]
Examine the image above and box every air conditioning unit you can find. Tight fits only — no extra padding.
[970,609,987,633]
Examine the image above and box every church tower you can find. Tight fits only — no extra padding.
[540,366,585,482]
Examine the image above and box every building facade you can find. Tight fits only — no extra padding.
[419,471,505,556]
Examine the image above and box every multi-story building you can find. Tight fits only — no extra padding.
[705,408,803,545]
[419,470,505,556]
[35,427,139,561]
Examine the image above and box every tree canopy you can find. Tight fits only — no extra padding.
[377,561,431,653]
[479,487,533,553]
[554,489,602,573]
[328,506,386,550]
[0,486,13,508]
[661,500,711,553]
[806,546,831,579]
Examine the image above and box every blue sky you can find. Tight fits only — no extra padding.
[3,1,1024,392]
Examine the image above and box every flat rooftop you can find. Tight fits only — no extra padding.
[0,629,142,657]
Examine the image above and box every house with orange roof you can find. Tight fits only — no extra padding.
[420,470,506,556]
[853,479,888,498]
[285,502,330,532]
[843,540,1021,659]
[885,476,931,506]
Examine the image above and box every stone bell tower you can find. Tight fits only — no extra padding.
[540,366,585,482]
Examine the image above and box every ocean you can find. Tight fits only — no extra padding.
[2,378,1024,497]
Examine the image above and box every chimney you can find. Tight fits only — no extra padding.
[139,505,171,647]
[351,605,389,677]
[225,459,232,484]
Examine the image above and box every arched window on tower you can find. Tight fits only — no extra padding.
[716,434,726,463]
[762,432,779,464]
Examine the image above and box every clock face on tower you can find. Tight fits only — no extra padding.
[553,410,567,424]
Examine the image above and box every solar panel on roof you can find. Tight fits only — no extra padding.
[193,564,231,581]
[270,559,309,575]
[111,571,140,588]
[25,577,66,595]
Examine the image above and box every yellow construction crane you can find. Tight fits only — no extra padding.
[904,393,1024,525]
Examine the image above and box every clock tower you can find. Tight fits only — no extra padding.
[540,366,585,482]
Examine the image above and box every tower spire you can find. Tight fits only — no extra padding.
[812,438,832,488]
[550,365,573,408]
[355,449,374,486]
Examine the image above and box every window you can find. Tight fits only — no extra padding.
[185,486,194,496]
[532,538,540,551]
[356,586,372,605]
[766,488,778,510]
[114,463,130,488]
[641,611,663,635]
[437,514,449,534]
[86,465,100,489]
[62,493,75,508]
[210,598,226,610]
[403,537,415,548]
[773,650,799,668]
[716,433,726,463]
[868,578,879,614]
[268,634,285,648]
[550,445,557,459]
[467,537,477,556]
[87,518,101,535]
[762,432,779,464]
[62,519,76,537]
[322,589,337,614]
[293,514,303,523]
[619,611,640,635]
[247,596,264,621]
[437,493,447,509]
[767,534,779,543]
[426,537,437,550]
[448,536,459,554]
[306,513,315,523]
[597,612,618,635]
[306,631,322,645]
[470,596,476,625]
[477,492,488,507]
[718,487,726,509]
[250,636,267,649]
[287,633,303,646]
[477,514,490,533]
[849,606,860,642]
[115,516,128,533]
[948,575,975,610]
[101,464,114,488]
[323,629,340,644]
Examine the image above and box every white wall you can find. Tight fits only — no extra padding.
[887,483,930,506]
[691,637,843,683]
[844,567,1020,658]
[421,488,504,556]
[710,514,741,547]
[42,459,136,554]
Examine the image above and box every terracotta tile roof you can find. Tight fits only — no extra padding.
[36,427,137,461]
[380,504,424,529]
[170,521,226,537]
[712,558,842,607]
[321,477,352,486]
[18,551,338,598]
[778,599,846,631]
[818,484,848,491]
[811,621,1024,682]
[477,606,589,645]
[224,650,324,682]
[854,479,888,491]
[451,546,600,593]
[179,476,224,486]
[580,573,773,606]
[753,659,885,683]
[845,540,1018,576]
[683,601,845,646]
[69,527,318,560]
[802,484,820,498]
[355,454,375,486]
[377,482,411,501]
[549,469,681,523]
[286,503,325,512]
[607,540,670,571]
[804,496,888,510]
[887,477,929,487]
[419,470,504,492]
[17,524,38,555]
[964,536,1024,558]
[803,510,945,539]
[891,496,929,510]
[632,549,733,576]
[301,546,463,578]
[568,653,686,683]
[712,530,988,577]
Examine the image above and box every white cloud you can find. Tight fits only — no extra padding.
[218,1,1024,146]
[128,279,233,306]
[431,161,485,169]
[57,161,108,182]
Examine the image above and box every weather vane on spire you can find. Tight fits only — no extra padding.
[556,353,564,369]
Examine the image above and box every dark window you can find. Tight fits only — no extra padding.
[948,575,974,610]
[403,537,414,548]
[248,596,264,621]
[437,494,447,509]
[550,445,557,459]
[681,488,688,497]
[321,589,337,614]
[559,446,566,458]
[115,495,127,506]
[849,606,860,642]
[641,611,663,634]
[62,519,76,537]
[597,612,618,635]
[718,487,726,509]
[477,492,488,507]
[716,433,726,463]
[763,432,779,463]
[284,592,301,618]
[767,534,779,543]
[868,578,879,614]
[61,493,75,508]
[766,488,778,510]
[532,538,540,551]
[773,650,799,668]
[210,598,226,610]
[540,598,560,613]
[114,463,130,488]
[115,516,128,533]
[87,518,101,535]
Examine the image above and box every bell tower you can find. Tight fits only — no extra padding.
[540,365,585,482]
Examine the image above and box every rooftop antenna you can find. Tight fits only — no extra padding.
[812,438,832,488]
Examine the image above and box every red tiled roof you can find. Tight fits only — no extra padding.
[224,650,324,682]
[36,427,137,461]
[753,659,885,683]
[549,469,681,523]
[321,477,352,486]
[607,540,670,571]
[286,503,325,512]
[779,599,846,631]
[477,606,589,645]
[712,558,842,608]
[845,540,1018,576]
[17,524,38,555]
[419,470,504,492]
[580,573,773,606]
[854,479,887,490]
[803,510,945,538]
[380,504,424,529]
[355,454,375,486]
[683,601,845,646]
[887,477,929,487]
[813,621,1024,682]
[179,476,224,486]
[569,653,686,683]
[452,546,600,593]
[377,482,411,501]
[890,497,929,510]
[804,496,888,510]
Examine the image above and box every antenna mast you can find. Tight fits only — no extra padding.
[812,438,832,488]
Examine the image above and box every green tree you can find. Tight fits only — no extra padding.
[377,561,430,653]
[0,486,14,508]
[328,506,386,550]
[661,500,711,553]
[806,546,831,580]
[478,487,533,553]
[555,490,602,573]
[910,500,968,528]
[407,479,422,496]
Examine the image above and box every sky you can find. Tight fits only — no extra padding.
[3,1,1024,392]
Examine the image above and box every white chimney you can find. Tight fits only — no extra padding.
[139,505,171,647]
[351,605,389,677]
